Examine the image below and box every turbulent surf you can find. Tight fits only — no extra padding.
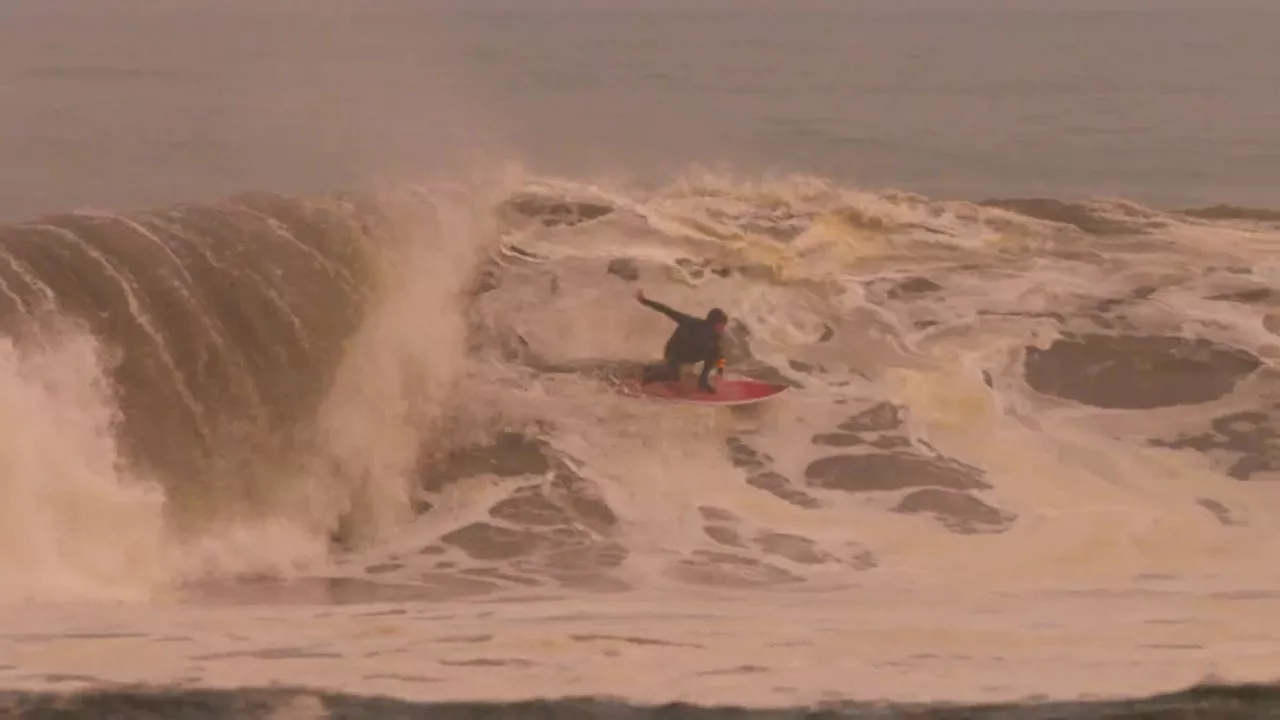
[1,171,1279,710]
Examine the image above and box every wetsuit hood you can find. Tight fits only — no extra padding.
[706,308,728,325]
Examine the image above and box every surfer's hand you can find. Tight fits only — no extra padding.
[635,289,646,302]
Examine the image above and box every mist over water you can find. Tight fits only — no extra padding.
[1,1,1279,715]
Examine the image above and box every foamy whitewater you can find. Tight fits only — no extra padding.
[2,170,1280,716]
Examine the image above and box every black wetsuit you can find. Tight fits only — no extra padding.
[638,297,725,392]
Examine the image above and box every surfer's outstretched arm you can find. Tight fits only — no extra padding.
[635,290,695,323]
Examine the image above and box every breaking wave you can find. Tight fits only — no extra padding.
[1,169,1279,606]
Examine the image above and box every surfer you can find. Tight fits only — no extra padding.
[635,289,728,393]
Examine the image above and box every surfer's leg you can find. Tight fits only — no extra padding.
[640,364,658,383]
[641,360,680,384]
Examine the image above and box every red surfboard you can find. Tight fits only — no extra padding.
[626,377,789,406]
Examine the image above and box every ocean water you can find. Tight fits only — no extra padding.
[2,1,1280,718]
